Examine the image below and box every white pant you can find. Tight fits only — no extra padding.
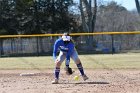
[56,50,79,63]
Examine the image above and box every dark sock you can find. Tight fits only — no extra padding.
[77,63,84,76]
[54,67,60,79]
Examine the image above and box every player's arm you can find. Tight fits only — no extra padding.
[53,40,59,61]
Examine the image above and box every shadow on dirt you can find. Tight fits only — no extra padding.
[60,81,109,84]
[75,81,109,84]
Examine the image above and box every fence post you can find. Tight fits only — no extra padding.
[36,37,39,56]
[0,39,1,57]
[111,35,115,54]
[0,39,3,57]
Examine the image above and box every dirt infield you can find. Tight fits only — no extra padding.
[0,69,140,93]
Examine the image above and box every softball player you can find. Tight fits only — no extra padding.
[52,32,88,84]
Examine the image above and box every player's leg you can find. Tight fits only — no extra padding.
[64,57,72,75]
[52,52,66,84]
[71,50,88,81]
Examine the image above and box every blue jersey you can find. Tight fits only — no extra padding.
[53,38,74,61]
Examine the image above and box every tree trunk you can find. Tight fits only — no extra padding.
[79,0,89,32]
[135,0,140,15]
[92,0,97,32]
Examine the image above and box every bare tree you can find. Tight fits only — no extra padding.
[79,0,97,50]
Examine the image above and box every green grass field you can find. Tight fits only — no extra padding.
[0,53,140,70]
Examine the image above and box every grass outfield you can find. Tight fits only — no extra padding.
[0,53,140,69]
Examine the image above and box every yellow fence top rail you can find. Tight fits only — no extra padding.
[0,31,140,38]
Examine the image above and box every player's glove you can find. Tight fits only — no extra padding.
[65,67,73,75]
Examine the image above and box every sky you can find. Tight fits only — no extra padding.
[74,0,136,11]
[107,0,136,10]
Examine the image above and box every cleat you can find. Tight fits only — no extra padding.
[82,74,89,81]
[52,79,59,84]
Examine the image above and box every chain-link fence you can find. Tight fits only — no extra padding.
[0,33,140,57]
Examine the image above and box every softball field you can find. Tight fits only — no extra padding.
[0,53,140,93]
